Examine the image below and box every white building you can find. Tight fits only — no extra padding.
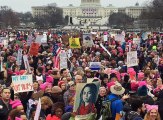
[32,0,146,25]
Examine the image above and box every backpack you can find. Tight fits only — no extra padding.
[100,98,118,120]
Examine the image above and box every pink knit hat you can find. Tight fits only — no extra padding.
[146,104,158,113]
[138,72,144,81]
[138,81,147,87]
[107,81,116,91]
[46,75,53,83]
[131,82,139,91]
[10,100,22,109]
[40,82,52,91]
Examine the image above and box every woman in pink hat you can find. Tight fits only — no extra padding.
[144,104,161,120]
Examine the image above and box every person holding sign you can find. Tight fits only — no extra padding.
[76,83,97,115]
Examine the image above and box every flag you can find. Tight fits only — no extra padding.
[53,43,61,69]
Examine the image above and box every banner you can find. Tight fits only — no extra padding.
[23,55,31,73]
[12,75,33,93]
[73,82,100,117]
[69,38,81,48]
[127,51,138,67]
[17,49,23,66]
[89,62,101,71]
[83,33,94,47]
[60,51,68,69]
[29,42,39,56]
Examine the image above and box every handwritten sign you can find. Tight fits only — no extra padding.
[12,75,33,93]
[127,51,138,67]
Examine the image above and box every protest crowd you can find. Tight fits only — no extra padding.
[0,29,163,120]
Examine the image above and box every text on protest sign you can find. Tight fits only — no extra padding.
[127,51,138,67]
[12,75,33,93]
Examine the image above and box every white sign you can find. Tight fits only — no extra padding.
[89,62,101,71]
[133,38,140,45]
[34,98,41,120]
[60,51,68,69]
[12,75,33,93]
[115,34,125,42]
[83,33,94,47]
[103,35,108,42]
[127,51,138,67]
[23,55,31,73]
[17,49,23,66]
[36,35,47,44]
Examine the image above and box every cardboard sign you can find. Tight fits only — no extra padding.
[29,42,39,56]
[23,55,31,73]
[127,51,138,67]
[83,33,94,47]
[17,49,23,66]
[12,75,33,93]
[89,62,101,71]
[69,38,81,48]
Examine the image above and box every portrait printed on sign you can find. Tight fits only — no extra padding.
[83,33,93,47]
[74,82,100,118]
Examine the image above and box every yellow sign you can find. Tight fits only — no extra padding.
[69,38,81,48]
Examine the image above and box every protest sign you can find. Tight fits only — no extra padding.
[34,98,41,120]
[103,34,108,42]
[35,35,47,44]
[69,38,81,48]
[127,51,138,67]
[115,34,125,43]
[89,62,101,71]
[16,40,23,47]
[87,78,94,83]
[60,51,68,69]
[23,55,31,73]
[17,49,23,66]
[83,33,94,47]
[133,38,140,45]
[29,42,39,56]
[27,35,33,46]
[74,82,100,117]
[0,57,3,72]
[12,75,33,93]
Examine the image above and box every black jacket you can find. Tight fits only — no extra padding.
[0,99,12,120]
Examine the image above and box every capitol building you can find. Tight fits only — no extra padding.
[32,0,146,26]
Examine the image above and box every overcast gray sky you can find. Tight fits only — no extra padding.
[0,0,151,13]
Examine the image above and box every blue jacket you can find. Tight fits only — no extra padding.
[107,93,123,119]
